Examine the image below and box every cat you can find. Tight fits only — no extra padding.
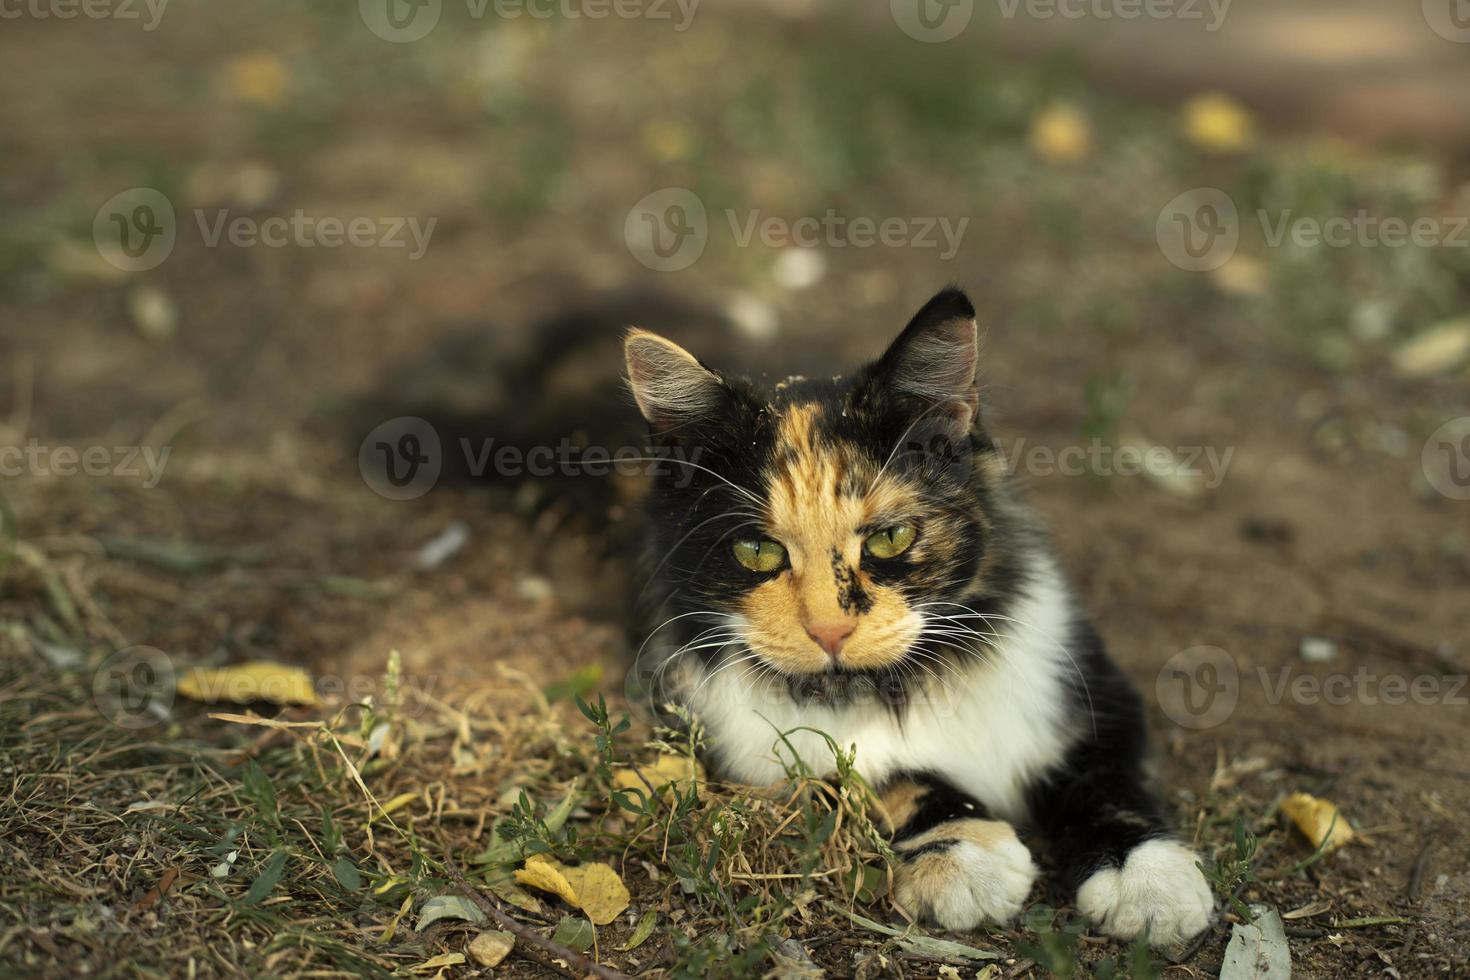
[623,286,1215,947]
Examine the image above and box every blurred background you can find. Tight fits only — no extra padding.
[2,0,1469,975]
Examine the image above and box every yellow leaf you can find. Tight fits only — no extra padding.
[1392,319,1470,378]
[220,53,293,109]
[1281,792,1354,853]
[514,855,630,925]
[371,791,420,823]
[514,856,579,908]
[1210,255,1269,298]
[1029,103,1091,164]
[177,661,317,706]
[1182,92,1253,154]
[411,952,465,974]
[612,754,704,802]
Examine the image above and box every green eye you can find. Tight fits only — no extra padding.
[733,539,786,573]
[864,524,917,559]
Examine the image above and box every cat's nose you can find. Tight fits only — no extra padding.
[805,621,854,659]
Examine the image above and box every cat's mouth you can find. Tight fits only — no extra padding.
[781,665,909,707]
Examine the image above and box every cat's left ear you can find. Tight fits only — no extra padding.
[863,287,979,433]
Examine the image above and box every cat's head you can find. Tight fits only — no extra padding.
[625,287,1021,690]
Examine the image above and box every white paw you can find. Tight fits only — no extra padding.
[894,826,1038,931]
[1077,839,1214,948]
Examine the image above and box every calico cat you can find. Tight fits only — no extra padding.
[623,287,1215,947]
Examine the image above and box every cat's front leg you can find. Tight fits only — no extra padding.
[1027,740,1215,948]
[877,774,1037,931]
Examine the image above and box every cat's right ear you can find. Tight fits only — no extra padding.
[624,329,727,433]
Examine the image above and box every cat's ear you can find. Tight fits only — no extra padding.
[867,287,979,433]
[624,329,727,432]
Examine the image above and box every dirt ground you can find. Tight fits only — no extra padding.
[2,1,1468,977]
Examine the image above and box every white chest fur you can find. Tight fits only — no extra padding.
[686,561,1084,824]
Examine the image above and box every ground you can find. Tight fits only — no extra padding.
[1,1,1468,977]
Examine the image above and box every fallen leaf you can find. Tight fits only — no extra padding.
[549,915,595,952]
[410,952,465,974]
[1029,103,1092,164]
[370,791,421,823]
[1281,792,1354,853]
[1392,319,1470,377]
[379,894,413,944]
[332,856,361,891]
[621,909,657,951]
[132,867,179,910]
[468,930,515,967]
[1210,255,1269,298]
[220,52,293,108]
[826,902,1000,961]
[417,894,488,931]
[514,855,630,925]
[612,754,704,802]
[1220,908,1290,979]
[177,661,317,706]
[1183,92,1254,154]
[243,850,287,906]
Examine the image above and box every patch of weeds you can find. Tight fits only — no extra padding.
[1203,816,1260,923]
[1020,905,1160,979]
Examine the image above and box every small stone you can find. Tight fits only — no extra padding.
[128,285,179,340]
[1299,637,1338,663]
[772,248,826,290]
[468,930,515,967]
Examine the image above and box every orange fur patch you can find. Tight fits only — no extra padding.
[737,402,922,675]
[876,780,930,835]
[896,818,1020,855]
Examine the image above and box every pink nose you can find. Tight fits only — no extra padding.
[805,622,854,658]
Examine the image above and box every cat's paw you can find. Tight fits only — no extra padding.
[1077,839,1214,948]
[893,820,1037,931]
